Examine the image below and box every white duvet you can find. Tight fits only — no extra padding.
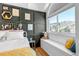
[0,31,8,39]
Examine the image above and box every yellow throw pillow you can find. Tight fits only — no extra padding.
[65,37,74,49]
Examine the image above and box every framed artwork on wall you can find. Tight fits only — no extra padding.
[1,11,12,20]
[12,8,19,17]
[25,13,31,20]
[28,24,33,31]
[3,6,8,10]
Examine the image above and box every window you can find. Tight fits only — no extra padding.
[48,16,57,32]
[48,7,75,33]
[58,7,75,33]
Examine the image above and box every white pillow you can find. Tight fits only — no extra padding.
[6,31,24,40]
[0,31,7,38]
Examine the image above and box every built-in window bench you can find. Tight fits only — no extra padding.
[41,39,75,56]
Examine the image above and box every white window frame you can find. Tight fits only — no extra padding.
[47,4,75,34]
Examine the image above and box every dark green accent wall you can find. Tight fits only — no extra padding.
[0,3,46,40]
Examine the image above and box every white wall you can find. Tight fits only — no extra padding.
[48,32,75,45]
[75,4,79,56]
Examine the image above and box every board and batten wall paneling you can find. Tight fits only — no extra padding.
[33,12,46,47]
[34,12,46,35]
[0,3,46,41]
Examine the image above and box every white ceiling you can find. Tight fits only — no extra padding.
[48,3,68,16]
[6,3,50,12]
[6,3,70,16]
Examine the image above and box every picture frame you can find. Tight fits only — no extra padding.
[1,11,12,20]
[25,13,31,20]
[28,24,33,30]
[3,6,8,10]
[12,8,19,17]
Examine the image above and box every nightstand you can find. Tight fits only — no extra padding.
[29,40,35,49]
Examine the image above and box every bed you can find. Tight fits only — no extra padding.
[0,30,36,56]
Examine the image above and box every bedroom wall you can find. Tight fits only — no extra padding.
[75,3,79,56]
[0,3,46,40]
[48,32,75,45]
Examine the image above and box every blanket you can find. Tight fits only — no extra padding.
[0,48,36,56]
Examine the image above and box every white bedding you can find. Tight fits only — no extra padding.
[0,31,8,39]
[6,30,24,40]
[0,30,30,52]
[0,38,30,52]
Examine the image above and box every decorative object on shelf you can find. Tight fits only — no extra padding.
[12,8,19,17]
[25,13,31,20]
[4,24,9,30]
[8,23,12,29]
[0,24,2,30]
[41,32,48,39]
[1,24,5,30]
[28,24,33,31]
[43,32,48,39]
[1,11,12,20]
[18,23,23,30]
[3,6,8,10]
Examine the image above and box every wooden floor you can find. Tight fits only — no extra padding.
[35,47,49,56]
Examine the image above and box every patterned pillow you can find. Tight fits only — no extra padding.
[65,37,74,49]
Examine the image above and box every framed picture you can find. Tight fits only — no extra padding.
[1,11,12,20]
[3,6,8,10]
[12,8,19,16]
[28,24,33,30]
[25,13,31,20]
